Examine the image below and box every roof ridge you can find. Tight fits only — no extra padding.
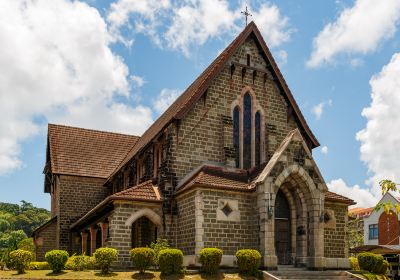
[48,123,140,138]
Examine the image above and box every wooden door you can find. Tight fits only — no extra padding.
[275,219,291,265]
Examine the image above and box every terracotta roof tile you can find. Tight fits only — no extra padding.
[325,191,356,205]
[108,21,318,182]
[111,180,162,202]
[48,124,139,178]
[176,164,256,194]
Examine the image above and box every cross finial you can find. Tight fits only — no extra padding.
[241,6,252,26]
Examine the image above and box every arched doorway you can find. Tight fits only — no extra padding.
[275,189,291,265]
[95,227,102,249]
[131,216,158,248]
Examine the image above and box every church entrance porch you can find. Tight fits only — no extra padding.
[131,216,158,248]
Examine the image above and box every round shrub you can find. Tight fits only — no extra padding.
[349,257,359,270]
[93,248,118,274]
[9,249,33,274]
[45,250,69,273]
[29,261,50,270]
[65,255,90,271]
[235,249,261,275]
[375,259,389,275]
[130,248,155,273]
[357,252,380,272]
[158,249,183,275]
[199,248,222,274]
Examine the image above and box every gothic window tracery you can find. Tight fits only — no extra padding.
[232,90,264,169]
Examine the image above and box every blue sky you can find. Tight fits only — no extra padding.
[1,0,400,209]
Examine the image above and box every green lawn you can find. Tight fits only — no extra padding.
[0,270,258,280]
[353,272,389,280]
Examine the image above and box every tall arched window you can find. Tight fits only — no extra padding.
[255,111,261,167]
[232,90,263,169]
[233,106,240,168]
[243,93,252,169]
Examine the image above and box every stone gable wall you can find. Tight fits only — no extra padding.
[176,192,196,255]
[168,38,299,182]
[324,201,348,258]
[34,219,57,261]
[201,190,259,254]
[57,175,109,251]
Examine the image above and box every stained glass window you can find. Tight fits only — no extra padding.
[255,111,261,166]
[233,106,240,168]
[243,93,252,169]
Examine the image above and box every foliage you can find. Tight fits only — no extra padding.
[29,261,50,270]
[357,252,387,274]
[235,249,261,275]
[349,257,360,270]
[198,248,222,274]
[375,180,400,214]
[65,255,89,271]
[158,249,183,275]
[45,250,69,273]
[347,215,364,249]
[18,238,35,254]
[150,238,169,265]
[130,248,155,274]
[93,247,118,274]
[9,249,33,274]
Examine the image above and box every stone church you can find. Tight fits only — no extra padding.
[33,22,355,269]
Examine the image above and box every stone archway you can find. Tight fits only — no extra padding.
[124,208,162,227]
[258,164,325,269]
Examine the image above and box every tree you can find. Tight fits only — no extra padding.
[376,180,400,213]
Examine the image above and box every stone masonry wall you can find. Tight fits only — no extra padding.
[107,202,163,267]
[201,189,259,254]
[35,219,57,261]
[176,192,196,255]
[169,37,299,182]
[324,201,348,258]
[57,175,109,252]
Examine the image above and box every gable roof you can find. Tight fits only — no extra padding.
[107,21,319,182]
[325,191,356,205]
[111,180,162,202]
[47,124,139,179]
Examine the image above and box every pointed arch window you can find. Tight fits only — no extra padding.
[255,111,261,167]
[233,106,240,168]
[232,91,264,169]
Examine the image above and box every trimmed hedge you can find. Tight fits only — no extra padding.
[45,250,69,273]
[358,252,388,275]
[9,249,33,274]
[375,260,389,275]
[199,248,222,274]
[158,249,183,275]
[29,261,50,270]
[93,248,118,274]
[349,257,359,270]
[65,255,96,271]
[130,248,155,274]
[235,249,261,275]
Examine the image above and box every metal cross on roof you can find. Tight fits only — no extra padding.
[241,6,252,26]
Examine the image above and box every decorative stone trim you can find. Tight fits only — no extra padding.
[124,208,162,226]
[194,190,204,255]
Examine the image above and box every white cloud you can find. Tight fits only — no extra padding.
[107,0,292,56]
[327,178,378,208]
[131,75,146,87]
[275,50,288,65]
[0,0,153,175]
[356,53,400,195]
[320,146,328,155]
[307,0,400,68]
[251,4,292,47]
[153,89,181,114]
[312,100,332,119]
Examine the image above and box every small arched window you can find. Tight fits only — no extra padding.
[243,93,252,169]
[233,106,240,168]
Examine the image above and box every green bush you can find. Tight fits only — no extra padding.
[17,238,35,255]
[45,250,69,273]
[150,238,169,265]
[349,257,360,270]
[158,249,183,275]
[65,255,92,271]
[9,249,33,274]
[371,256,388,275]
[130,248,155,273]
[29,261,50,270]
[235,249,261,275]
[377,260,389,275]
[93,248,118,274]
[199,248,222,274]
[86,256,97,270]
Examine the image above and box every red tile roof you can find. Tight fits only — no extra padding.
[325,191,356,205]
[47,124,139,178]
[111,180,162,202]
[107,21,319,182]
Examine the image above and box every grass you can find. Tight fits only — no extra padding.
[353,271,389,280]
[0,270,259,280]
